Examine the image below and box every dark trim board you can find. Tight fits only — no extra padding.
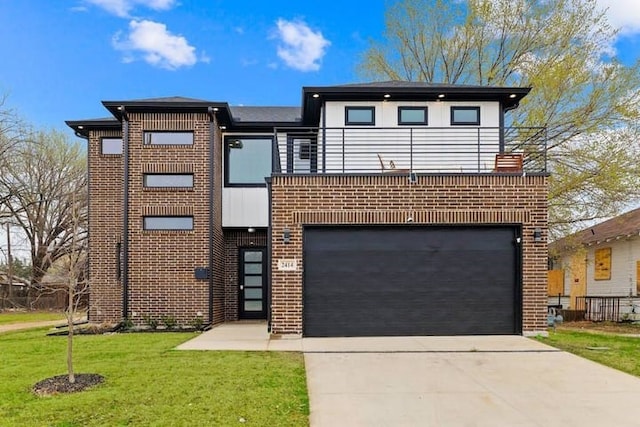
[302,225,522,337]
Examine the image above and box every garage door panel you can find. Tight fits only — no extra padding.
[303,226,520,337]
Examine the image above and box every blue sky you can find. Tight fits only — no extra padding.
[0,0,639,133]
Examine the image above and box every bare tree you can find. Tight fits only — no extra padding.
[0,129,87,300]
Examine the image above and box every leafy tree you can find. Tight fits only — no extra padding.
[360,0,640,238]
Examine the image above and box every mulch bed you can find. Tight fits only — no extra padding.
[33,374,104,396]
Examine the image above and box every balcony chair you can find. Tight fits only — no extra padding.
[494,153,524,173]
[377,154,410,173]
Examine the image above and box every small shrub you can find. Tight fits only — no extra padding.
[161,315,178,329]
[121,316,134,330]
[142,314,159,330]
[189,316,204,331]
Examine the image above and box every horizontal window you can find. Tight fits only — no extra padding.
[225,137,273,186]
[144,131,193,146]
[143,216,193,231]
[451,107,480,126]
[143,174,193,188]
[398,107,428,125]
[101,137,123,155]
[345,106,375,125]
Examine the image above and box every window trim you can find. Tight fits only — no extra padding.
[345,106,375,126]
[143,173,194,189]
[398,106,428,125]
[143,131,194,146]
[224,135,274,187]
[100,137,123,155]
[143,216,194,231]
[450,106,481,126]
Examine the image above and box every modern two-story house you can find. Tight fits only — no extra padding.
[67,81,549,337]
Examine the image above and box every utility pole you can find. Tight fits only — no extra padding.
[6,222,12,301]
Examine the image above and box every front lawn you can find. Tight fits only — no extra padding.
[537,329,640,377]
[0,329,309,426]
[0,310,66,325]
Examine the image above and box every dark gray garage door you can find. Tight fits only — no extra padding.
[303,226,521,337]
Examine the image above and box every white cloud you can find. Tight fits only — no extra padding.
[596,0,640,35]
[274,19,330,72]
[112,20,199,70]
[85,0,176,18]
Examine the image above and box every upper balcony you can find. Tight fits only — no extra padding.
[273,126,547,175]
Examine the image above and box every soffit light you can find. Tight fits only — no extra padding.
[383,94,391,99]
[438,94,445,99]
[509,94,517,98]
[312,93,320,98]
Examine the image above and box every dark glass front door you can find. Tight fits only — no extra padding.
[239,248,267,319]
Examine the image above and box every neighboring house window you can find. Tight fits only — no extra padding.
[101,137,123,155]
[594,247,612,280]
[143,216,193,230]
[225,137,273,186]
[450,107,480,125]
[143,174,194,188]
[398,107,428,125]
[345,107,375,125]
[144,131,193,145]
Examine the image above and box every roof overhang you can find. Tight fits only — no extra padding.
[301,84,531,126]
[102,100,233,127]
[65,118,121,138]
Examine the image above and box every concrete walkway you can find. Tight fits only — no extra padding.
[178,323,640,427]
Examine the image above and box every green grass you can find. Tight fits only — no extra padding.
[537,329,640,377]
[0,311,66,325]
[0,329,309,426]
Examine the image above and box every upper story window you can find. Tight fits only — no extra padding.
[398,107,428,125]
[225,136,273,186]
[345,107,375,125]
[450,107,480,126]
[143,174,194,188]
[144,131,193,146]
[101,137,123,155]
[143,216,193,231]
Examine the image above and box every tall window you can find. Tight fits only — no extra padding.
[345,106,375,125]
[143,216,193,230]
[144,131,193,145]
[143,174,194,188]
[398,107,428,125]
[101,137,123,155]
[450,107,480,126]
[225,137,273,186]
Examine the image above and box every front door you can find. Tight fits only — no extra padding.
[239,248,267,319]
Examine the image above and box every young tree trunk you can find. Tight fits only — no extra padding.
[67,278,75,384]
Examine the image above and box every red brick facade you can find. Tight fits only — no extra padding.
[87,113,225,327]
[87,128,123,323]
[270,174,548,335]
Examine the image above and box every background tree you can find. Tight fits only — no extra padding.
[0,129,88,300]
[360,0,640,238]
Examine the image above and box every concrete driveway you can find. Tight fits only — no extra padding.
[179,325,640,426]
[304,336,640,427]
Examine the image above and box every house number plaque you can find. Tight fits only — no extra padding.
[277,259,297,271]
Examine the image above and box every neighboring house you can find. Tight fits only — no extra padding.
[66,81,549,337]
[549,208,640,319]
